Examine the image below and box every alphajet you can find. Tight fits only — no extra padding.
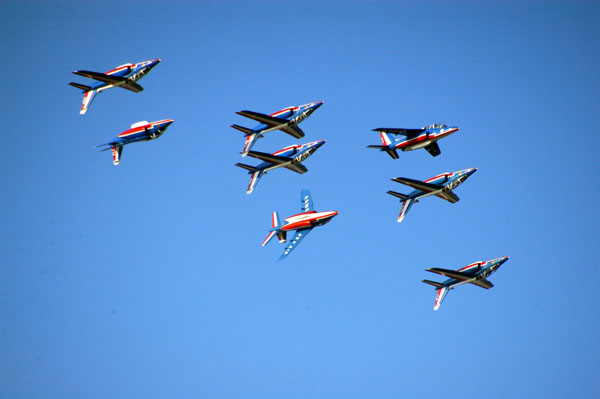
[97,119,173,165]
[368,124,459,158]
[423,256,510,310]
[68,59,161,114]
[232,101,324,156]
[262,189,339,260]
[235,140,326,194]
[387,168,477,222]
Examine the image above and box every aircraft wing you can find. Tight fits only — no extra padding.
[372,127,424,137]
[392,177,444,194]
[246,150,291,165]
[121,82,144,93]
[426,267,475,281]
[237,110,289,128]
[424,142,441,157]
[434,190,460,203]
[471,278,494,289]
[73,70,128,85]
[300,189,314,212]
[279,124,305,139]
[279,228,312,260]
[284,163,308,174]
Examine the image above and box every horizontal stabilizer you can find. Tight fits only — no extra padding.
[68,82,92,91]
[386,190,408,200]
[235,163,257,172]
[367,145,388,149]
[231,124,253,134]
[422,279,443,288]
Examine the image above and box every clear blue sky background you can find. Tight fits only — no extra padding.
[2,1,599,398]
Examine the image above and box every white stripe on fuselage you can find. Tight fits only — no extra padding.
[284,211,336,225]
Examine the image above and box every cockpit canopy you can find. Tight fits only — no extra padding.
[425,123,448,130]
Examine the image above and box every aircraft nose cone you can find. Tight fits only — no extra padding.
[311,101,324,110]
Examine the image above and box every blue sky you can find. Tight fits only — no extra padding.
[2,1,599,397]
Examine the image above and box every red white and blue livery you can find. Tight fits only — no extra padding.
[97,119,173,165]
[262,190,339,260]
[68,59,161,114]
[235,140,326,194]
[387,167,478,222]
[368,123,459,158]
[423,256,510,310]
[232,101,324,156]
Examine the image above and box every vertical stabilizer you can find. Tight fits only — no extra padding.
[433,287,449,311]
[111,145,123,165]
[397,198,415,223]
[80,89,98,115]
[246,170,263,194]
[241,132,260,157]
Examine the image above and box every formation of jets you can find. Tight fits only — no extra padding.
[69,59,509,311]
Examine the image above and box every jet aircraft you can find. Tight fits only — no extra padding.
[235,140,326,194]
[368,124,459,158]
[387,167,477,222]
[68,59,161,114]
[232,101,324,156]
[423,256,510,310]
[97,119,173,165]
[262,189,339,260]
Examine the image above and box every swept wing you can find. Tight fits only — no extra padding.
[426,267,493,289]
[279,228,312,260]
[73,70,128,85]
[424,142,441,157]
[300,189,314,212]
[372,127,425,137]
[237,110,305,138]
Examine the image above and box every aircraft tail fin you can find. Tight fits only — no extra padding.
[379,131,393,146]
[78,88,98,114]
[111,145,123,165]
[261,231,276,246]
[271,211,282,229]
[262,212,284,246]
[422,279,443,288]
[246,170,263,194]
[433,287,449,311]
[240,132,260,157]
[396,198,415,223]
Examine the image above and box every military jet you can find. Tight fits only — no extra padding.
[387,168,477,222]
[235,140,326,194]
[97,119,173,165]
[368,123,459,158]
[68,59,161,114]
[262,189,339,260]
[232,101,324,156]
[423,256,510,310]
